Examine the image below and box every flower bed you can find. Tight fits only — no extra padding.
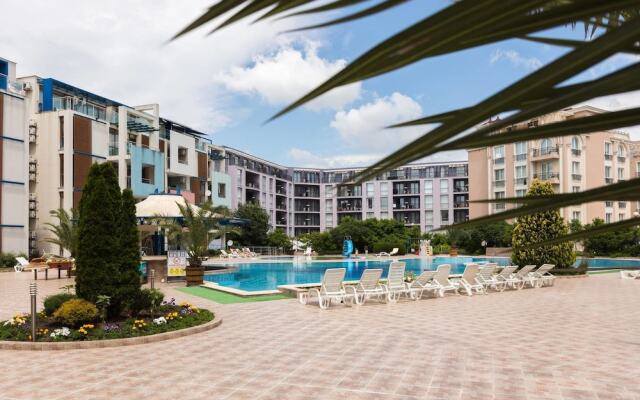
[0,299,213,342]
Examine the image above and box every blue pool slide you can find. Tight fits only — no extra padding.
[342,239,354,257]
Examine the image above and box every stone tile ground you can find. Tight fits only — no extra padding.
[0,271,639,400]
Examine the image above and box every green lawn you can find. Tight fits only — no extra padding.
[176,286,291,304]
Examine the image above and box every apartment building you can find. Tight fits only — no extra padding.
[14,70,221,255]
[220,146,470,236]
[0,57,29,253]
[468,106,640,224]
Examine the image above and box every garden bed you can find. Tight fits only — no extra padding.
[0,298,215,347]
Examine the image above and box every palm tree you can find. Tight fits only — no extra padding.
[172,1,640,244]
[45,208,78,257]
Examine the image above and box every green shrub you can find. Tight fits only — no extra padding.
[372,237,406,255]
[433,244,451,254]
[0,252,27,268]
[53,299,99,327]
[43,293,77,316]
[207,249,221,256]
[128,289,164,316]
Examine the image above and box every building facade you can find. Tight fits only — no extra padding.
[221,147,469,236]
[468,106,640,224]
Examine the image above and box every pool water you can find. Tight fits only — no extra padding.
[204,256,640,292]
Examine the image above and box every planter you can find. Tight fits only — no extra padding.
[185,265,204,286]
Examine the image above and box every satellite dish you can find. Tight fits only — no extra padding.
[227,240,233,246]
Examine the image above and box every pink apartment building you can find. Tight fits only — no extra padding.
[469,106,640,225]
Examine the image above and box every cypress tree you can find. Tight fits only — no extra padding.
[114,188,142,312]
[75,163,122,307]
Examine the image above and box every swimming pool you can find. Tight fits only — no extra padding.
[204,256,640,292]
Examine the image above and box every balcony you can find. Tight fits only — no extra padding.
[514,177,527,185]
[534,171,560,184]
[454,201,469,208]
[571,149,581,156]
[52,96,107,121]
[531,146,559,160]
[605,153,613,160]
[618,156,626,162]
[453,185,468,193]
[337,206,362,212]
[571,174,582,181]
[605,177,614,184]
[514,153,527,162]
[393,201,420,210]
[619,202,626,209]
[275,204,287,211]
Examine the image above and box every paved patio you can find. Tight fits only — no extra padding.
[0,271,639,400]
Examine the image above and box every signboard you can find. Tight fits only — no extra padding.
[167,250,188,277]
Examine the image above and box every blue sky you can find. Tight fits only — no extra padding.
[1,1,637,168]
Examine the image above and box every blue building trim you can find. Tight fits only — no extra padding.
[129,144,165,197]
[42,78,54,111]
[0,180,25,185]
[1,135,24,143]
[0,224,24,228]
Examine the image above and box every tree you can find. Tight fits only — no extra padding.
[582,218,640,257]
[45,208,79,257]
[75,163,125,315]
[511,179,576,269]
[267,229,292,251]
[113,189,142,313]
[169,201,220,268]
[449,221,513,255]
[174,2,640,244]
[233,203,270,246]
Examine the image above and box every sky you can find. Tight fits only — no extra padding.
[1,0,638,168]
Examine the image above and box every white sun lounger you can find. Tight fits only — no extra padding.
[407,270,438,300]
[383,262,409,302]
[376,247,398,257]
[495,266,520,291]
[242,248,258,258]
[515,265,538,288]
[304,268,353,309]
[453,263,485,296]
[14,257,30,272]
[477,265,501,291]
[347,268,385,305]
[303,247,313,256]
[432,264,459,297]
[532,264,556,286]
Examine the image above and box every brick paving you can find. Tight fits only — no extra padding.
[0,271,639,400]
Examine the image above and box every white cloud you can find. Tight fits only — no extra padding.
[330,92,425,152]
[490,48,542,71]
[0,0,307,133]
[217,39,361,111]
[581,90,640,138]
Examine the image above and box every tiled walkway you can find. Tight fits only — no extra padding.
[0,271,639,400]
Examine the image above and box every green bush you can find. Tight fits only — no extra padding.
[43,293,77,316]
[53,299,99,327]
[207,249,221,256]
[433,244,451,254]
[371,236,406,255]
[128,289,165,316]
[0,252,27,268]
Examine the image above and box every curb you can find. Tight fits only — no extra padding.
[0,317,222,351]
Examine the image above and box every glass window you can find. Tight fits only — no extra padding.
[605,166,611,178]
[515,189,526,197]
[366,183,374,197]
[619,213,625,221]
[236,187,242,201]
[440,180,448,193]
[571,136,580,150]
[618,144,625,157]
[572,211,581,221]
[440,194,448,208]
[541,138,553,151]
[424,195,433,209]
[572,162,580,174]
[425,210,434,224]
[424,180,433,194]
[325,213,333,228]
[605,213,612,223]
[440,210,449,223]
[493,145,504,159]
[261,176,266,189]
[494,169,505,181]
[325,199,333,213]
[218,183,226,198]
[367,198,374,210]
[515,165,526,178]
[178,147,188,164]
[237,169,242,185]
[618,167,624,179]
[380,182,388,196]
[514,142,527,155]
[605,142,612,155]
[572,186,580,193]
[380,197,388,210]
[495,191,505,210]
[366,212,375,219]
[325,184,333,197]
[380,211,389,219]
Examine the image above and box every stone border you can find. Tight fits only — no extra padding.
[0,318,222,351]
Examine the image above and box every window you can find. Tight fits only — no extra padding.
[424,180,433,194]
[515,165,526,178]
[440,179,449,193]
[605,213,612,223]
[59,116,64,149]
[325,214,333,228]
[59,154,64,187]
[571,136,580,151]
[366,212,375,219]
[516,189,526,197]
[237,187,242,202]
[618,167,624,180]
[380,197,388,211]
[178,147,188,164]
[141,165,154,184]
[424,195,433,209]
[269,194,273,209]
[572,186,580,193]
[572,162,580,174]
[494,169,505,181]
[236,169,242,185]
[541,138,553,151]
[605,142,612,155]
[440,210,449,223]
[380,182,388,196]
[262,176,266,190]
[618,144,625,157]
[325,184,333,197]
[380,211,389,219]
[572,211,581,221]
[325,199,333,213]
[366,183,374,197]
[495,191,505,210]
[605,166,612,178]
[514,142,527,155]
[425,210,434,224]
[269,178,273,192]
[619,213,625,221]
[440,194,448,208]
[493,145,505,159]
[218,183,226,198]
[261,193,266,205]
[606,201,613,207]
[367,198,374,210]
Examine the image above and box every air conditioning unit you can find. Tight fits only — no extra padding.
[23,82,33,91]
[29,172,37,181]
[29,202,36,210]
[30,231,37,239]
[29,193,36,201]
[29,163,37,172]
[29,210,37,219]
[29,133,37,143]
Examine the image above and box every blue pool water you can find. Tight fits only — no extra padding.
[204,256,640,292]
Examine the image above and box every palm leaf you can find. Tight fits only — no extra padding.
[525,217,640,248]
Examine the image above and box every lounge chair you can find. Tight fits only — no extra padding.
[242,248,258,258]
[431,264,459,297]
[531,264,556,287]
[494,266,520,290]
[346,269,385,305]
[376,248,399,258]
[477,264,501,291]
[383,262,409,302]
[453,263,485,296]
[14,257,30,272]
[407,270,438,300]
[305,268,352,309]
[219,250,233,259]
[303,247,313,256]
[514,265,537,288]
[230,249,246,258]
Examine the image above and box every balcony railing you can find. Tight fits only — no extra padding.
[571,149,581,156]
[514,177,527,185]
[493,180,505,188]
[275,204,287,211]
[514,153,527,162]
[618,156,626,162]
[246,182,260,190]
[605,153,613,160]
[619,202,626,209]
[494,157,505,165]
[534,172,559,181]
[571,173,582,181]
[393,203,420,210]
[453,185,468,193]
[337,207,362,212]
[52,96,107,121]
[532,146,559,157]
[141,177,152,184]
[454,202,469,208]
[605,177,614,184]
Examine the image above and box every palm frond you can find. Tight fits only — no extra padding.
[525,217,640,248]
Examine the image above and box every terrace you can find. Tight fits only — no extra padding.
[1,271,637,400]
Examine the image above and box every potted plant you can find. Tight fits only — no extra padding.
[168,202,225,286]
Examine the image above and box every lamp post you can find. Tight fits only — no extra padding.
[29,282,37,342]
[150,268,155,289]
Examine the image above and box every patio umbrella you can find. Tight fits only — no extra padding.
[135,194,204,219]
